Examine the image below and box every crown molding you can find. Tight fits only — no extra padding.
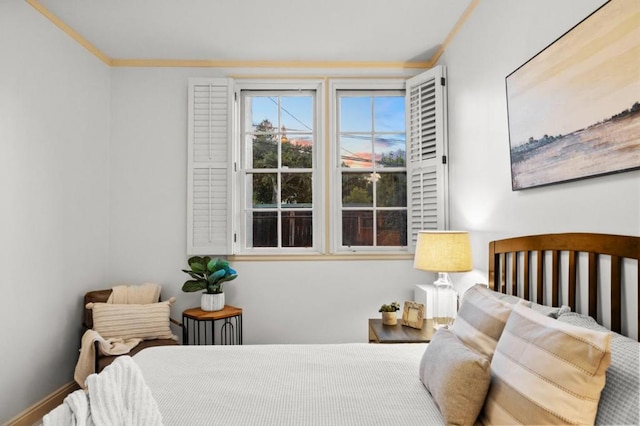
[26,0,112,66]
[24,0,477,69]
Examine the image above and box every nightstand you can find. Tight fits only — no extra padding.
[368,318,434,343]
[182,305,243,345]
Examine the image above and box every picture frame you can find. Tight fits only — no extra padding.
[505,0,640,190]
[401,301,425,329]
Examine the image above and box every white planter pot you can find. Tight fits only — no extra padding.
[201,293,225,311]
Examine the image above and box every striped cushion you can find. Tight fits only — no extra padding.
[482,302,612,425]
[91,301,177,341]
[451,284,514,359]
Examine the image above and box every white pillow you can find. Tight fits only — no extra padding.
[481,302,612,425]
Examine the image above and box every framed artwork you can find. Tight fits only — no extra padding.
[401,301,425,329]
[506,0,640,190]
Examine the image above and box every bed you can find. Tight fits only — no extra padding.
[45,232,640,425]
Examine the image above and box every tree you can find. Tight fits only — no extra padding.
[251,119,313,207]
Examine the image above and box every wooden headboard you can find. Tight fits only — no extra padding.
[488,232,639,339]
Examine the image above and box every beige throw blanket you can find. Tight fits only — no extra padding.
[74,330,141,388]
[45,356,163,426]
[107,282,161,304]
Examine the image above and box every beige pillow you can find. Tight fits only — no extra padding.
[481,302,612,425]
[420,328,491,425]
[90,300,177,341]
[451,284,514,359]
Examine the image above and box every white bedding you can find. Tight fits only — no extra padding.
[133,343,443,426]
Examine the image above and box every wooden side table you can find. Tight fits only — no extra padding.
[182,305,243,345]
[368,318,434,343]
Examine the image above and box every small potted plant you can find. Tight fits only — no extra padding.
[379,302,401,325]
[182,256,238,311]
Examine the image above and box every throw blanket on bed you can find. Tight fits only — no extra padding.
[44,356,163,426]
[74,330,141,388]
[107,283,161,304]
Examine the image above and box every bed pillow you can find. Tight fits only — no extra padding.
[419,328,491,425]
[482,285,571,318]
[89,300,177,341]
[557,312,640,426]
[451,284,514,359]
[481,302,612,425]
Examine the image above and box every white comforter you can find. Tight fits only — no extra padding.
[134,343,443,426]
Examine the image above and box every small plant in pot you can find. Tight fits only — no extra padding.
[182,256,238,311]
[379,302,400,325]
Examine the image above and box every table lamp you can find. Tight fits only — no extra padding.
[414,230,472,329]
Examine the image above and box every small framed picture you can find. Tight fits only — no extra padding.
[401,301,425,329]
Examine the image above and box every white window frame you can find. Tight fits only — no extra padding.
[186,68,447,257]
[329,79,409,254]
[232,79,325,255]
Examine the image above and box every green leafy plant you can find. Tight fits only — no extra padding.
[181,256,238,294]
[379,302,401,312]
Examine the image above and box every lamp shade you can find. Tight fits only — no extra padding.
[413,231,472,272]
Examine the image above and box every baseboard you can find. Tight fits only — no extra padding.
[3,381,79,426]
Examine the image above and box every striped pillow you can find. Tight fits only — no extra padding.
[91,301,177,341]
[482,302,612,425]
[451,284,514,359]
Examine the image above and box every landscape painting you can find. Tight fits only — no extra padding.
[506,0,640,190]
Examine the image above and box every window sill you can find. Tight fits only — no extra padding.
[228,253,415,262]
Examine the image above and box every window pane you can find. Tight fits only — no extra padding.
[282,135,313,168]
[374,96,405,132]
[340,96,371,132]
[281,96,313,132]
[376,172,407,207]
[282,211,313,247]
[377,211,407,246]
[251,173,277,207]
[250,97,279,130]
[282,173,312,207]
[342,211,373,246]
[342,173,373,207]
[340,135,372,169]
[251,211,278,247]
[375,134,406,167]
[251,134,278,169]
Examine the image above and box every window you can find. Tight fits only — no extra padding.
[336,90,407,251]
[240,91,317,252]
[187,67,447,256]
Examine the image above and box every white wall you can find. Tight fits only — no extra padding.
[107,67,432,345]
[441,0,640,267]
[0,2,110,423]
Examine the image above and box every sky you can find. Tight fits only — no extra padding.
[506,0,639,146]
[247,94,406,168]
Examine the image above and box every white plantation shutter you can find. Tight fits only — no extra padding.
[187,78,234,255]
[406,66,449,252]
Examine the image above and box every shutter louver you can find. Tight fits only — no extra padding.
[187,78,234,255]
[406,66,449,252]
